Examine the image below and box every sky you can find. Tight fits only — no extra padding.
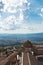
[0,0,43,34]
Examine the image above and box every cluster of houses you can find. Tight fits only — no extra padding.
[0,40,43,65]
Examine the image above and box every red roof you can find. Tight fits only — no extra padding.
[23,40,32,48]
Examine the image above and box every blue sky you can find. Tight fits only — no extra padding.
[0,0,43,34]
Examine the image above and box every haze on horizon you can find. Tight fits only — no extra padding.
[0,0,43,34]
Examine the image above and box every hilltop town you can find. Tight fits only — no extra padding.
[0,40,43,65]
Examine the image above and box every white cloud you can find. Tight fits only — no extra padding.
[0,15,2,19]
[2,0,30,13]
[8,7,17,13]
[38,8,43,17]
[0,20,43,34]
[38,13,43,17]
[15,22,43,34]
[0,14,24,30]
[0,13,43,34]
[1,0,43,34]
[0,0,43,34]
[28,2,30,6]
[41,8,43,12]
[19,13,24,21]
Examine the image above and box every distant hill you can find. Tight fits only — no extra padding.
[0,33,43,46]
